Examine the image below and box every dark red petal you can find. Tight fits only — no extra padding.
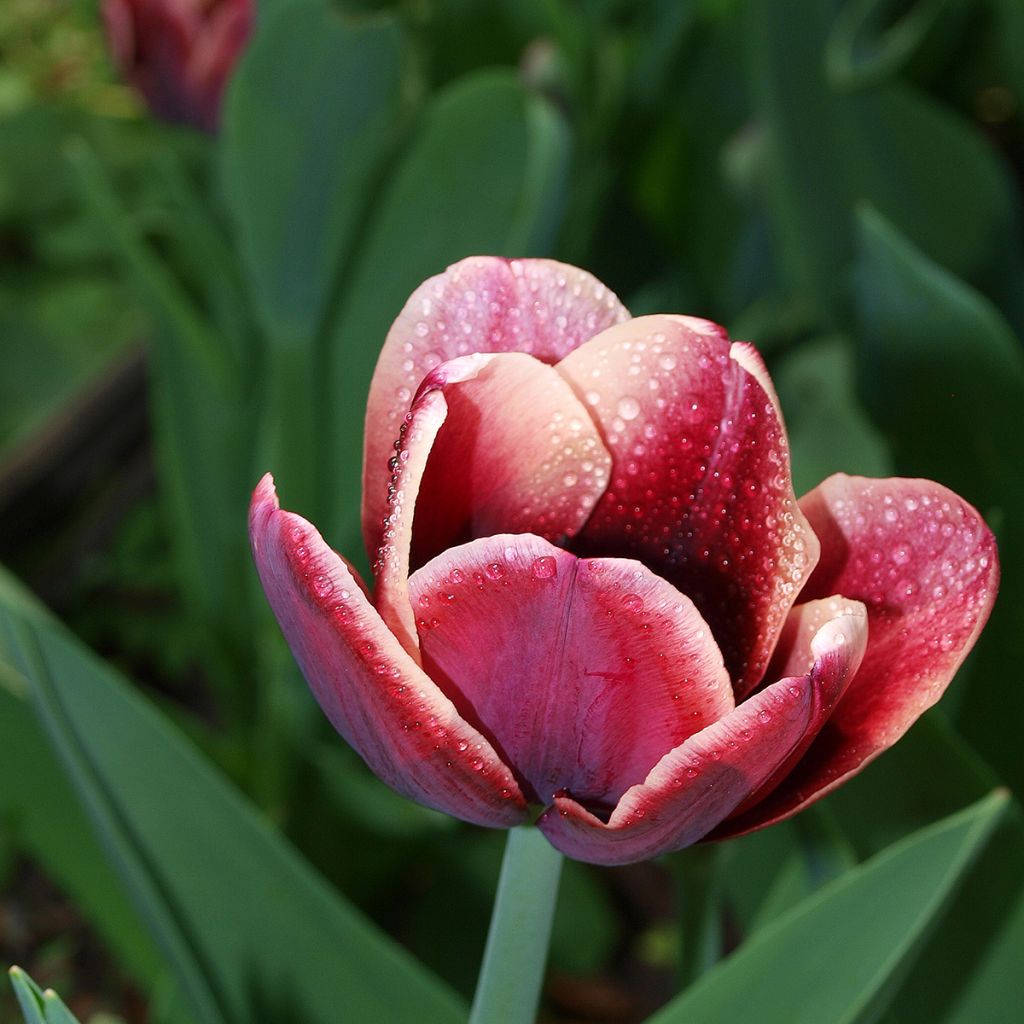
[536,671,820,866]
[408,534,734,810]
[559,315,819,696]
[719,475,998,834]
[249,475,528,827]
[363,257,628,560]
[372,353,612,654]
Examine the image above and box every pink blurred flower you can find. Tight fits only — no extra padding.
[102,0,252,133]
[250,258,998,866]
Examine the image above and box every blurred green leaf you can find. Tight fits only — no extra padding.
[852,204,1024,790]
[0,570,466,1024]
[746,0,1021,324]
[852,203,1024,506]
[773,334,892,495]
[649,791,1007,1024]
[550,860,618,975]
[323,69,569,548]
[825,0,958,90]
[222,0,410,517]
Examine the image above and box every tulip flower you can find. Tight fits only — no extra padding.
[102,0,252,133]
[250,257,997,866]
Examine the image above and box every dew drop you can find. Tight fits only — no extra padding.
[617,395,641,421]
[531,556,557,580]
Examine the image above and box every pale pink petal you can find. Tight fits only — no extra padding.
[719,474,998,834]
[536,671,822,866]
[408,353,612,567]
[371,353,612,656]
[559,315,819,697]
[409,534,735,810]
[363,257,629,557]
[249,474,528,827]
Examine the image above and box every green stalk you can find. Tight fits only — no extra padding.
[469,825,564,1024]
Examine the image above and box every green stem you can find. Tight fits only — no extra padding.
[469,825,564,1024]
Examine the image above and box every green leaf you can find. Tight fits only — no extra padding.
[323,69,569,547]
[829,717,1024,1024]
[222,0,408,518]
[224,2,407,313]
[41,991,81,1024]
[746,0,1021,323]
[825,0,958,91]
[8,968,84,1024]
[773,334,892,495]
[66,141,254,683]
[851,204,1024,792]
[8,967,48,1024]
[0,570,466,1024]
[649,792,1007,1024]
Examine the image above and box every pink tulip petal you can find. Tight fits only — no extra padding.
[716,598,867,825]
[409,353,612,567]
[559,315,819,696]
[372,353,612,657]
[718,474,998,835]
[536,670,823,866]
[249,474,528,827]
[363,257,629,559]
[408,534,735,810]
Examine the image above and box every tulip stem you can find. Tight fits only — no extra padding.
[469,825,563,1024]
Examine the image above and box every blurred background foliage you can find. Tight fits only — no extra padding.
[0,0,1021,1022]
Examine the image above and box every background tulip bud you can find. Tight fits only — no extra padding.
[101,0,252,133]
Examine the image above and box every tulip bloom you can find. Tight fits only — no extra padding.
[102,0,252,133]
[250,258,997,866]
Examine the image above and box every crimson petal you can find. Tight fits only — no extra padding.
[363,257,629,560]
[719,474,998,834]
[409,534,734,810]
[249,475,528,827]
[536,611,861,865]
[559,315,819,696]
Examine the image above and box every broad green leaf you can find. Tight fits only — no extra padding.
[649,792,1007,1024]
[829,717,1024,1024]
[0,690,172,1006]
[0,570,465,1024]
[324,70,569,547]
[852,205,1024,791]
[222,2,409,517]
[773,334,892,495]
[225,1,409,307]
[746,0,1021,324]
[852,204,1024,508]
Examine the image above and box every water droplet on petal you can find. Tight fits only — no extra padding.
[531,556,557,580]
[617,396,641,421]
